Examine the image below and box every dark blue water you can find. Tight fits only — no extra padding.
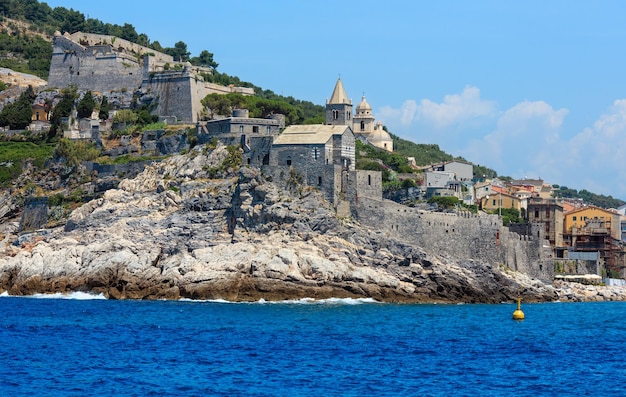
[0,294,625,396]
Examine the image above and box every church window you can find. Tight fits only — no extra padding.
[347,111,351,120]
[313,148,319,160]
[318,176,322,185]
[368,175,371,185]
[360,121,365,131]
[286,157,292,166]
[266,126,271,133]
[240,125,244,132]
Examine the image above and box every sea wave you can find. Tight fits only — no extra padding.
[0,291,107,300]
[178,297,382,305]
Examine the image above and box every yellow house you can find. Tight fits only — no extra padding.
[564,206,620,240]
[481,191,522,212]
[31,103,49,121]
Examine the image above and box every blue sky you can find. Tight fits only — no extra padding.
[44,0,626,200]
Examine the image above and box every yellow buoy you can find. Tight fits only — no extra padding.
[512,297,525,320]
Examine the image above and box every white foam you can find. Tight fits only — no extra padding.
[177,297,381,305]
[28,292,108,300]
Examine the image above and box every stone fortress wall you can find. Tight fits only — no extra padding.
[354,196,553,282]
[47,32,144,93]
[47,32,254,123]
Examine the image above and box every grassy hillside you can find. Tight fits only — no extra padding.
[0,141,55,187]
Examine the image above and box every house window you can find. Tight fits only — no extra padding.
[318,176,322,185]
[253,126,259,133]
[546,223,550,233]
[546,208,550,218]
[535,210,539,218]
[286,159,292,166]
[573,216,577,221]
[493,199,496,206]
[239,125,244,132]
[266,126,271,134]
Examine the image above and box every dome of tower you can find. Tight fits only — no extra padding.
[367,122,393,151]
[356,96,372,113]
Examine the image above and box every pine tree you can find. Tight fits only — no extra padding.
[0,86,36,130]
[99,96,111,121]
[76,90,96,119]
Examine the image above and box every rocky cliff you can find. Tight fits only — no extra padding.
[0,143,622,302]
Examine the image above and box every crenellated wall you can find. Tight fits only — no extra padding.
[47,34,143,93]
[353,196,553,281]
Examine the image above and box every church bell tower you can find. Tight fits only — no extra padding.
[326,77,353,126]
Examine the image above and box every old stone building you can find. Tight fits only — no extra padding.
[270,124,355,204]
[527,197,564,247]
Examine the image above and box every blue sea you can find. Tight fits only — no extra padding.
[1,294,625,397]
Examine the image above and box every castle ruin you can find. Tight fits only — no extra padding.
[47,32,254,123]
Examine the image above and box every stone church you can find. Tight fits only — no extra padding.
[326,78,393,152]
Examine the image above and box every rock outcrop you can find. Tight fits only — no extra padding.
[0,143,618,303]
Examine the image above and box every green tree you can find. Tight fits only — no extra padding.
[76,90,96,119]
[112,109,138,124]
[164,41,190,62]
[428,196,460,209]
[53,7,85,33]
[49,85,77,139]
[190,50,218,69]
[98,96,111,121]
[119,23,139,44]
[0,86,36,129]
[201,93,234,118]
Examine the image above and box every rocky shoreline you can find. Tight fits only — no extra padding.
[1,143,625,304]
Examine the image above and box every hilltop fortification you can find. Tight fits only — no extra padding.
[47,32,254,123]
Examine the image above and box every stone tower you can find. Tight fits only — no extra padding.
[326,78,353,126]
[353,95,375,134]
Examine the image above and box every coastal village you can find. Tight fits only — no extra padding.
[2,30,626,294]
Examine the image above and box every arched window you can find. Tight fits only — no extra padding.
[360,121,365,131]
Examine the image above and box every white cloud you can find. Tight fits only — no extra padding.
[419,86,497,127]
[376,87,626,198]
[378,86,496,128]
[548,99,626,196]
[379,100,418,126]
